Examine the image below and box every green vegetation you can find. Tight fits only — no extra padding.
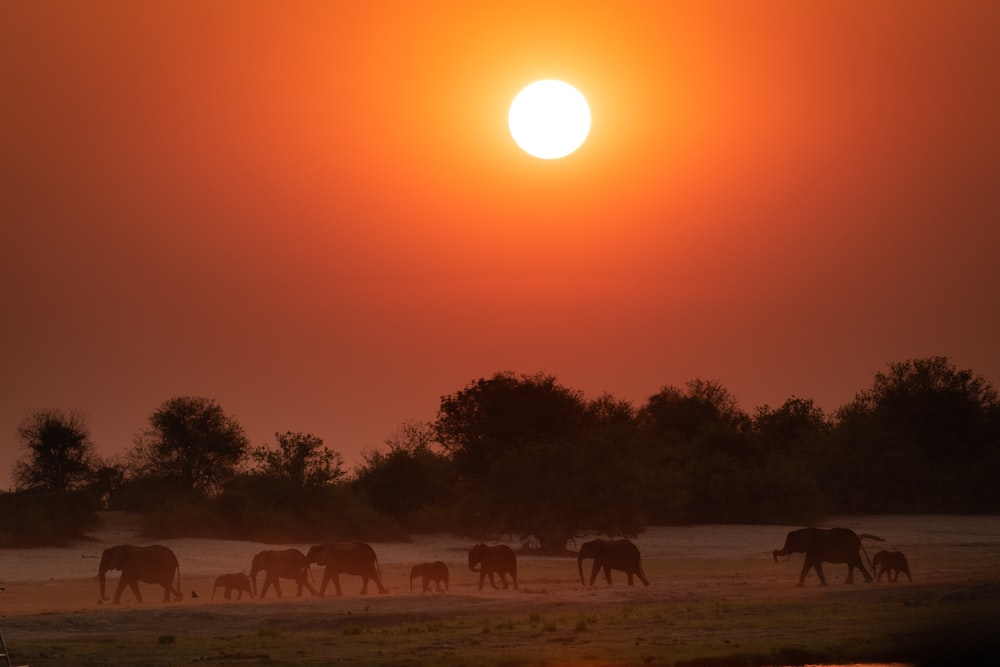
[4,355,999,547]
[9,592,999,666]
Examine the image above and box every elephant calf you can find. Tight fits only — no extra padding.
[873,550,912,583]
[410,561,449,592]
[211,572,254,600]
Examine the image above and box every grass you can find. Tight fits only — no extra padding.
[10,593,998,666]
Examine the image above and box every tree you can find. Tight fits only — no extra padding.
[639,378,748,441]
[128,396,250,494]
[436,371,590,481]
[12,409,98,492]
[252,431,345,488]
[832,356,1000,512]
[637,380,752,523]
[353,421,455,526]
[434,373,645,551]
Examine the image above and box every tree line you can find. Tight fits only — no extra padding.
[2,355,998,550]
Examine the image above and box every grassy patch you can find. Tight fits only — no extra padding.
[10,594,999,666]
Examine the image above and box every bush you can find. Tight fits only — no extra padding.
[0,489,101,547]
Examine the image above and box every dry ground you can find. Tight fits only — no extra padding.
[1,514,998,665]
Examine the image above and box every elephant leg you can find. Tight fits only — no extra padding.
[478,571,486,590]
[846,564,855,584]
[373,571,388,594]
[799,559,820,586]
[300,575,318,597]
[589,562,601,586]
[360,576,370,595]
[113,578,128,604]
[603,565,613,585]
[626,571,634,586]
[161,584,172,602]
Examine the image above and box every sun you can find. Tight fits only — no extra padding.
[509,80,591,160]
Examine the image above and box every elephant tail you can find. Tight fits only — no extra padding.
[857,535,882,573]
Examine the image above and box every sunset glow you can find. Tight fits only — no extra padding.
[1,0,998,485]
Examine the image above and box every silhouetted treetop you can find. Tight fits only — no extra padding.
[12,409,97,493]
[128,396,249,494]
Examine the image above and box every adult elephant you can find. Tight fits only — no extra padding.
[577,539,650,586]
[250,548,317,598]
[468,544,518,590]
[410,561,449,592]
[306,542,388,596]
[773,527,883,586]
[98,544,182,604]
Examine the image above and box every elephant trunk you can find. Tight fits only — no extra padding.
[98,551,113,601]
[99,567,109,601]
[772,549,780,563]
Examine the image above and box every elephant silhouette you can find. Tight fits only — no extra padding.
[250,548,317,598]
[468,544,517,590]
[410,561,449,592]
[211,572,255,600]
[98,544,183,604]
[773,527,883,586]
[873,550,912,582]
[306,542,389,596]
[577,538,650,586]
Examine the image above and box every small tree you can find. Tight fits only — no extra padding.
[128,396,250,494]
[353,421,456,527]
[12,409,98,492]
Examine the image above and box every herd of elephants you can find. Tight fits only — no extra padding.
[96,527,913,604]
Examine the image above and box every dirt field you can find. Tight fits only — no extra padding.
[2,513,999,665]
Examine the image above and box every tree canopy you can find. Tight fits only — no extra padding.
[5,355,998,547]
[12,409,97,493]
[127,396,250,494]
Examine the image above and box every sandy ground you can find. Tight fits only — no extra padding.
[1,513,999,643]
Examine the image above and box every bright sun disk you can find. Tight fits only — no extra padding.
[509,80,591,159]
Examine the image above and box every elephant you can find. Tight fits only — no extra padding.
[577,538,650,587]
[211,572,254,600]
[98,544,182,604]
[249,548,317,598]
[306,542,389,596]
[873,550,912,583]
[410,561,449,592]
[468,544,518,590]
[773,527,884,586]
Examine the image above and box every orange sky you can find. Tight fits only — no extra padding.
[3,1,999,484]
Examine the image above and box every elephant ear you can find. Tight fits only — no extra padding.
[107,545,126,569]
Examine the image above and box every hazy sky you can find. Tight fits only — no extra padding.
[3,1,999,486]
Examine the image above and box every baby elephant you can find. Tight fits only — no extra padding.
[873,550,912,583]
[212,572,255,600]
[410,561,449,592]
